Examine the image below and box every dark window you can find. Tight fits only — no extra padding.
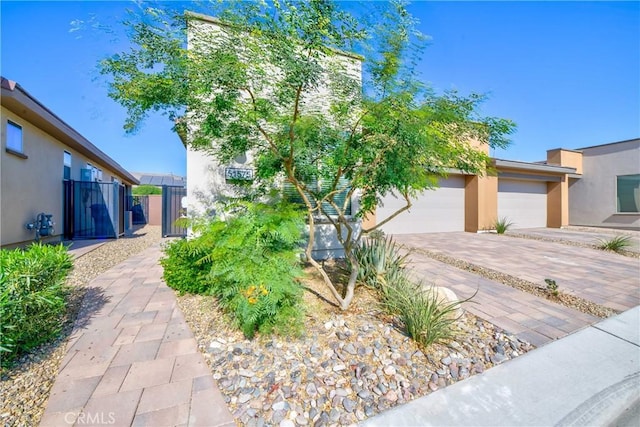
[64,151,71,180]
[6,120,23,153]
[617,174,640,213]
[284,177,352,216]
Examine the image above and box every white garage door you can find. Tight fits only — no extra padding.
[378,177,466,234]
[498,179,547,229]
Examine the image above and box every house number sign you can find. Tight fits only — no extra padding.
[225,167,254,181]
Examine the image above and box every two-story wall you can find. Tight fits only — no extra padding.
[568,139,640,230]
[1,78,138,247]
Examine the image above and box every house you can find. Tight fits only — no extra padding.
[567,139,639,230]
[1,77,138,248]
[364,143,581,234]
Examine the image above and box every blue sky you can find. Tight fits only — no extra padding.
[1,1,638,176]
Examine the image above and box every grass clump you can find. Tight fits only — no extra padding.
[596,235,633,253]
[354,235,467,347]
[493,217,513,234]
[161,201,306,339]
[0,243,73,367]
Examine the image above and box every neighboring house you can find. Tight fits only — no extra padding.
[132,172,186,187]
[1,77,138,248]
[567,139,639,230]
[364,144,580,234]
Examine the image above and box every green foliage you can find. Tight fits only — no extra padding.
[544,278,559,297]
[100,1,516,309]
[493,217,513,234]
[354,234,408,289]
[381,278,466,348]
[160,238,211,294]
[354,236,467,347]
[132,184,162,195]
[0,244,73,367]
[596,235,633,253]
[161,201,306,338]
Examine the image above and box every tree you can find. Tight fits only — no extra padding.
[100,0,515,310]
[132,184,162,195]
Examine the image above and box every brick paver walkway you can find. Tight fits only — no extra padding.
[508,227,640,253]
[40,246,234,427]
[395,232,640,313]
[404,250,599,347]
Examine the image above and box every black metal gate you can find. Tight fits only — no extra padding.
[131,195,149,225]
[162,186,187,237]
[63,180,124,239]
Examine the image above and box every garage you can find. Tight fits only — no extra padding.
[377,176,466,234]
[498,179,547,229]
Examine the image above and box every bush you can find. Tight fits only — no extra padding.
[0,243,73,367]
[493,217,513,234]
[354,235,467,347]
[161,201,306,339]
[132,184,162,195]
[596,235,633,253]
[160,238,211,295]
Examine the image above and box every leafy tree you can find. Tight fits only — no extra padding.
[100,0,515,310]
[132,184,162,195]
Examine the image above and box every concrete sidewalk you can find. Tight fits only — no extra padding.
[361,306,640,427]
[40,245,235,427]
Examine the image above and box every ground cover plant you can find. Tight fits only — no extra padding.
[0,244,73,367]
[161,201,306,338]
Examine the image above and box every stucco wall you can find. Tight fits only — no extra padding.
[569,139,640,230]
[147,195,163,226]
[1,107,127,247]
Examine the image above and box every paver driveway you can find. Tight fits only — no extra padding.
[394,231,640,313]
[508,227,640,253]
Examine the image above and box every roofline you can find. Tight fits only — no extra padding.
[1,77,139,185]
[493,158,576,174]
[185,11,365,62]
[575,137,640,151]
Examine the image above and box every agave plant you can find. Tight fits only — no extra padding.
[354,234,409,289]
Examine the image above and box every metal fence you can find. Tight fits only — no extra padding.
[63,180,123,239]
[131,195,149,225]
[162,186,187,237]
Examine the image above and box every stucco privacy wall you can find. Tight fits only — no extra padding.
[569,139,640,230]
[1,107,129,246]
[185,14,363,257]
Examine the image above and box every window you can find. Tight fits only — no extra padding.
[97,169,103,182]
[284,177,352,217]
[63,151,71,180]
[6,120,23,153]
[617,174,640,213]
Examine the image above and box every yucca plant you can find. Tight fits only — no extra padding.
[493,217,513,234]
[596,235,633,253]
[353,234,409,289]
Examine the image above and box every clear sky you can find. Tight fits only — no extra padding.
[1,1,638,177]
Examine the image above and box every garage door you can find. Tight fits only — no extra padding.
[498,179,547,229]
[377,176,466,234]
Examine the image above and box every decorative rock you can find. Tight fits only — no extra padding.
[279,420,295,427]
[384,390,398,403]
[343,398,356,413]
[383,365,396,376]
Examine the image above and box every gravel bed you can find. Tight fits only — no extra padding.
[0,226,162,427]
[411,247,618,319]
[177,270,534,426]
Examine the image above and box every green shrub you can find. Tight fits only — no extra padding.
[544,278,559,297]
[493,217,513,234]
[161,201,306,339]
[0,243,73,366]
[596,235,633,253]
[132,184,162,195]
[160,238,211,295]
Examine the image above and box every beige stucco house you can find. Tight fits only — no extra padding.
[568,139,639,230]
[1,77,138,248]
